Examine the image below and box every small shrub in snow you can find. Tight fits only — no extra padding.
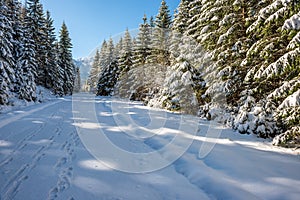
[273,126,300,148]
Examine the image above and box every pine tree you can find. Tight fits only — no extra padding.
[170,0,191,64]
[114,37,123,60]
[88,49,101,92]
[150,0,204,113]
[44,10,57,89]
[58,22,74,95]
[132,15,151,66]
[96,60,119,96]
[173,0,190,35]
[149,16,155,28]
[0,0,15,105]
[5,0,22,71]
[73,67,81,93]
[98,40,107,71]
[5,0,25,95]
[96,37,121,96]
[116,28,133,97]
[118,28,133,72]
[106,37,116,66]
[17,4,37,101]
[53,41,64,96]
[150,0,172,66]
[236,0,300,140]
[26,0,47,86]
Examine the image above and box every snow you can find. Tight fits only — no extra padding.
[287,32,300,50]
[282,12,300,30]
[278,89,300,109]
[0,93,300,199]
[254,48,300,79]
[0,86,57,114]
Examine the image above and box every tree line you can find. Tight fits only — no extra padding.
[0,0,80,106]
[88,0,300,147]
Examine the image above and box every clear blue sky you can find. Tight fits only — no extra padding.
[38,0,181,59]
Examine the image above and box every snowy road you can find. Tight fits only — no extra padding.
[0,94,300,200]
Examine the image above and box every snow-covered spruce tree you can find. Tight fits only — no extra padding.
[5,0,26,96]
[118,29,133,73]
[96,61,119,96]
[196,0,250,105]
[26,0,48,86]
[149,0,172,66]
[0,0,16,105]
[96,38,120,96]
[168,0,191,63]
[270,80,300,147]
[16,5,38,102]
[99,40,108,69]
[114,37,123,60]
[127,15,154,101]
[104,38,115,68]
[43,10,58,90]
[73,67,81,93]
[116,29,133,98]
[234,0,300,140]
[58,22,75,95]
[149,59,204,114]
[88,49,101,92]
[52,41,65,96]
[132,15,152,67]
[148,0,205,114]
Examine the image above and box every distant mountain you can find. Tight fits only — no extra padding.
[74,57,93,86]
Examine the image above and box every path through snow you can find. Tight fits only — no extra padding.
[0,94,300,199]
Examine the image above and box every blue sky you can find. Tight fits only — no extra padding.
[39,0,181,59]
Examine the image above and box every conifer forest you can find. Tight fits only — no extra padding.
[1,1,300,199]
[0,0,80,105]
[88,0,300,147]
[1,0,300,147]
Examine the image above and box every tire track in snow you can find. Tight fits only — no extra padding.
[0,101,61,129]
[0,109,61,169]
[1,129,62,199]
[172,154,262,200]
[0,108,64,199]
[0,123,45,168]
[142,128,261,199]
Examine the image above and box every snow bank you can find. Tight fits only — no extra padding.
[0,86,57,114]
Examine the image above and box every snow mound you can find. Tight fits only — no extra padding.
[0,86,57,114]
[278,89,300,109]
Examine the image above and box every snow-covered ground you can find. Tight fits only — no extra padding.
[0,93,300,200]
[0,86,56,115]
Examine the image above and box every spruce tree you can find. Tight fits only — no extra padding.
[96,39,120,96]
[26,0,47,86]
[116,29,133,97]
[114,37,123,60]
[0,0,15,105]
[150,0,172,66]
[58,22,74,95]
[53,41,64,96]
[118,28,133,72]
[17,5,38,101]
[132,14,151,66]
[173,0,190,35]
[88,49,101,92]
[73,67,81,93]
[105,38,115,67]
[44,10,57,89]
[98,40,108,72]
[235,0,300,140]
